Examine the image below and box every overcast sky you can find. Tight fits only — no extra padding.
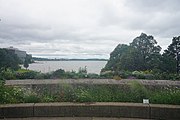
[0,0,180,59]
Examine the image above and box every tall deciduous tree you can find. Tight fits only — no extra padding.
[164,36,180,74]
[130,33,161,70]
[102,33,162,73]
[160,53,176,73]
[102,44,130,72]
[118,46,143,71]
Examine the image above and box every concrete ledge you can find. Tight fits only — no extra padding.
[150,104,180,120]
[111,104,149,118]
[33,103,149,118]
[0,102,180,119]
[0,103,34,118]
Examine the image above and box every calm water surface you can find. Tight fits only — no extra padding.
[28,61,107,74]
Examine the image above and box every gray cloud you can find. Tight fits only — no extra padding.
[0,0,180,58]
[125,0,180,12]
[123,0,180,36]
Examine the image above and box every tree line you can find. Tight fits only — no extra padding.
[1,33,180,80]
[102,33,180,75]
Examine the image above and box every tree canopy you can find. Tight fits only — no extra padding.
[102,44,130,72]
[164,36,180,73]
[102,33,177,75]
[0,48,21,71]
[130,33,162,70]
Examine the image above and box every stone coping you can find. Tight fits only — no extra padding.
[5,79,180,86]
[0,102,180,119]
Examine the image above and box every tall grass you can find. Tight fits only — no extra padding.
[0,81,180,104]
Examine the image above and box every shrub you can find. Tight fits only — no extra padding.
[149,87,180,104]
[15,69,39,79]
[24,92,40,103]
[0,83,24,104]
[75,88,93,102]
[42,73,52,79]
[51,69,65,78]
[0,80,179,105]
[0,69,16,80]
[87,73,100,79]
[100,71,114,78]
[128,81,148,102]
[41,95,55,102]
[117,71,132,79]
[91,86,113,102]
[113,75,122,80]
[132,71,146,79]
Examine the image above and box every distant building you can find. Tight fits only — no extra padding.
[6,46,27,62]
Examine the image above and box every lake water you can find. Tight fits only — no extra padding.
[28,61,107,74]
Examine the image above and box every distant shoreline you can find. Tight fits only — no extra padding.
[32,57,108,61]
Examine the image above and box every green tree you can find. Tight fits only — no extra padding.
[160,53,176,73]
[102,44,130,72]
[164,36,180,73]
[130,33,161,70]
[23,58,29,69]
[118,47,143,71]
[102,33,162,74]
[0,48,20,71]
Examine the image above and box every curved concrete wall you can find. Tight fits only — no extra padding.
[0,102,180,119]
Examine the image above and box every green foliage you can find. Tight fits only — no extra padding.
[23,57,29,69]
[102,33,180,77]
[103,44,130,72]
[51,69,65,78]
[50,68,101,79]
[1,82,180,104]
[132,71,145,79]
[75,87,93,102]
[41,95,55,102]
[87,73,100,79]
[102,33,162,74]
[58,84,77,102]
[116,71,132,79]
[130,33,161,71]
[128,81,148,102]
[15,69,39,79]
[0,67,103,80]
[0,48,21,71]
[164,36,180,73]
[118,47,142,71]
[149,87,180,104]
[0,69,16,80]
[0,83,24,104]
[100,71,114,78]
[160,54,176,73]
[23,93,40,103]
[2,67,180,80]
[113,75,122,80]
[90,86,113,102]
